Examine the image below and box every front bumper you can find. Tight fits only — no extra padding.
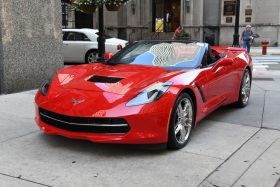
[35,109,170,144]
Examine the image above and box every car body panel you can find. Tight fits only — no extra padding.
[63,41,86,62]
[35,42,253,144]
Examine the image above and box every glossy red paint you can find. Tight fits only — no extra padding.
[35,46,253,144]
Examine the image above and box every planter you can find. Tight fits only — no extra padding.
[76,4,97,14]
[105,3,122,11]
[176,36,191,41]
[176,33,191,40]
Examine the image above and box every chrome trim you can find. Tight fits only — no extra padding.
[40,113,129,127]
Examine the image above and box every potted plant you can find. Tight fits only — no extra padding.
[176,33,191,40]
[105,0,130,11]
[71,0,104,14]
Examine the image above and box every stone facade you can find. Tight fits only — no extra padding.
[90,0,280,46]
[0,0,63,94]
[93,0,152,42]
[219,0,280,46]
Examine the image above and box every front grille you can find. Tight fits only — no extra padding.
[39,108,130,134]
[88,76,124,83]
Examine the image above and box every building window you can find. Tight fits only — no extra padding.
[61,1,75,28]
[186,0,191,13]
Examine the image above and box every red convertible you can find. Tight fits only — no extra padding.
[35,41,252,149]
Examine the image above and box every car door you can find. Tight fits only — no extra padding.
[63,32,89,63]
[202,51,235,114]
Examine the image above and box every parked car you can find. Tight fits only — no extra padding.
[35,41,252,149]
[62,28,128,64]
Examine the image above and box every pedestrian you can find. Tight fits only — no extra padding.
[173,25,183,39]
[165,10,172,32]
[240,25,254,53]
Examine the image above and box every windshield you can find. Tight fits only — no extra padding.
[108,41,205,69]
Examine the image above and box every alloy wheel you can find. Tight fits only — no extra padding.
[87,52,97,63]
[174,98,193,144]
[241,71,251,105]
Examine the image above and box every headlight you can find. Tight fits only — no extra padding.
[40,80,51,96]
[126,82,173,107]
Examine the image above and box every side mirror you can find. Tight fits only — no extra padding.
[212,58,234,72]
[104,52,113,60]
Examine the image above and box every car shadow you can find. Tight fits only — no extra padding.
[205,104,240,119]
[39,133,168,157]
[37,104,245,156]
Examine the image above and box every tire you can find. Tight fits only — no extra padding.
[85,50,98,64]
[235,69,251,108]
[168,93,195,149]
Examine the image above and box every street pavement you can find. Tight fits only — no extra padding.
[0,54,280,187]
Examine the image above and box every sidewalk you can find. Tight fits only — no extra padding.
[250,47,280,57]
[0,58,280,186]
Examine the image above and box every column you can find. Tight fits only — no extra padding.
[0,0,63,94]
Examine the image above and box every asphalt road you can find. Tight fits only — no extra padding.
[0,56,280,187]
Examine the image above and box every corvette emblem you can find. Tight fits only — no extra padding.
[72,98,85,106]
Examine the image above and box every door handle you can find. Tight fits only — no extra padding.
[63,44,69,46]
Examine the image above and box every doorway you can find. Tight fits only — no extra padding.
[61,2,93,29]
[75,11,93,29]
[152,0,181,32]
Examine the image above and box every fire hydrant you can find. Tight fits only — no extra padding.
[261,40,269,55]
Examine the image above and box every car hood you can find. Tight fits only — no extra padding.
[55,63,182,95]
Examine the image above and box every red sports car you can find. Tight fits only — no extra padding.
[35,41,252,149]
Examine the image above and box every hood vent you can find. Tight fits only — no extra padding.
[88,76,124,83]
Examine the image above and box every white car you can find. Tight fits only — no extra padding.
[62,29,128,64]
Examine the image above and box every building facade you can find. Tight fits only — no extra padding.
[63,0,280,46]
[0,0,63,94]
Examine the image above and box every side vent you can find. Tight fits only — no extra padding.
[88,76,124,83]
[195,83,206,103]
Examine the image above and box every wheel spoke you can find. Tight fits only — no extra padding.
[176,108,181,118]
[187,110,193,126]
[178,103,184,115]
[180,127,187,142]
[175,123,181,135]
[183,101,189,111]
